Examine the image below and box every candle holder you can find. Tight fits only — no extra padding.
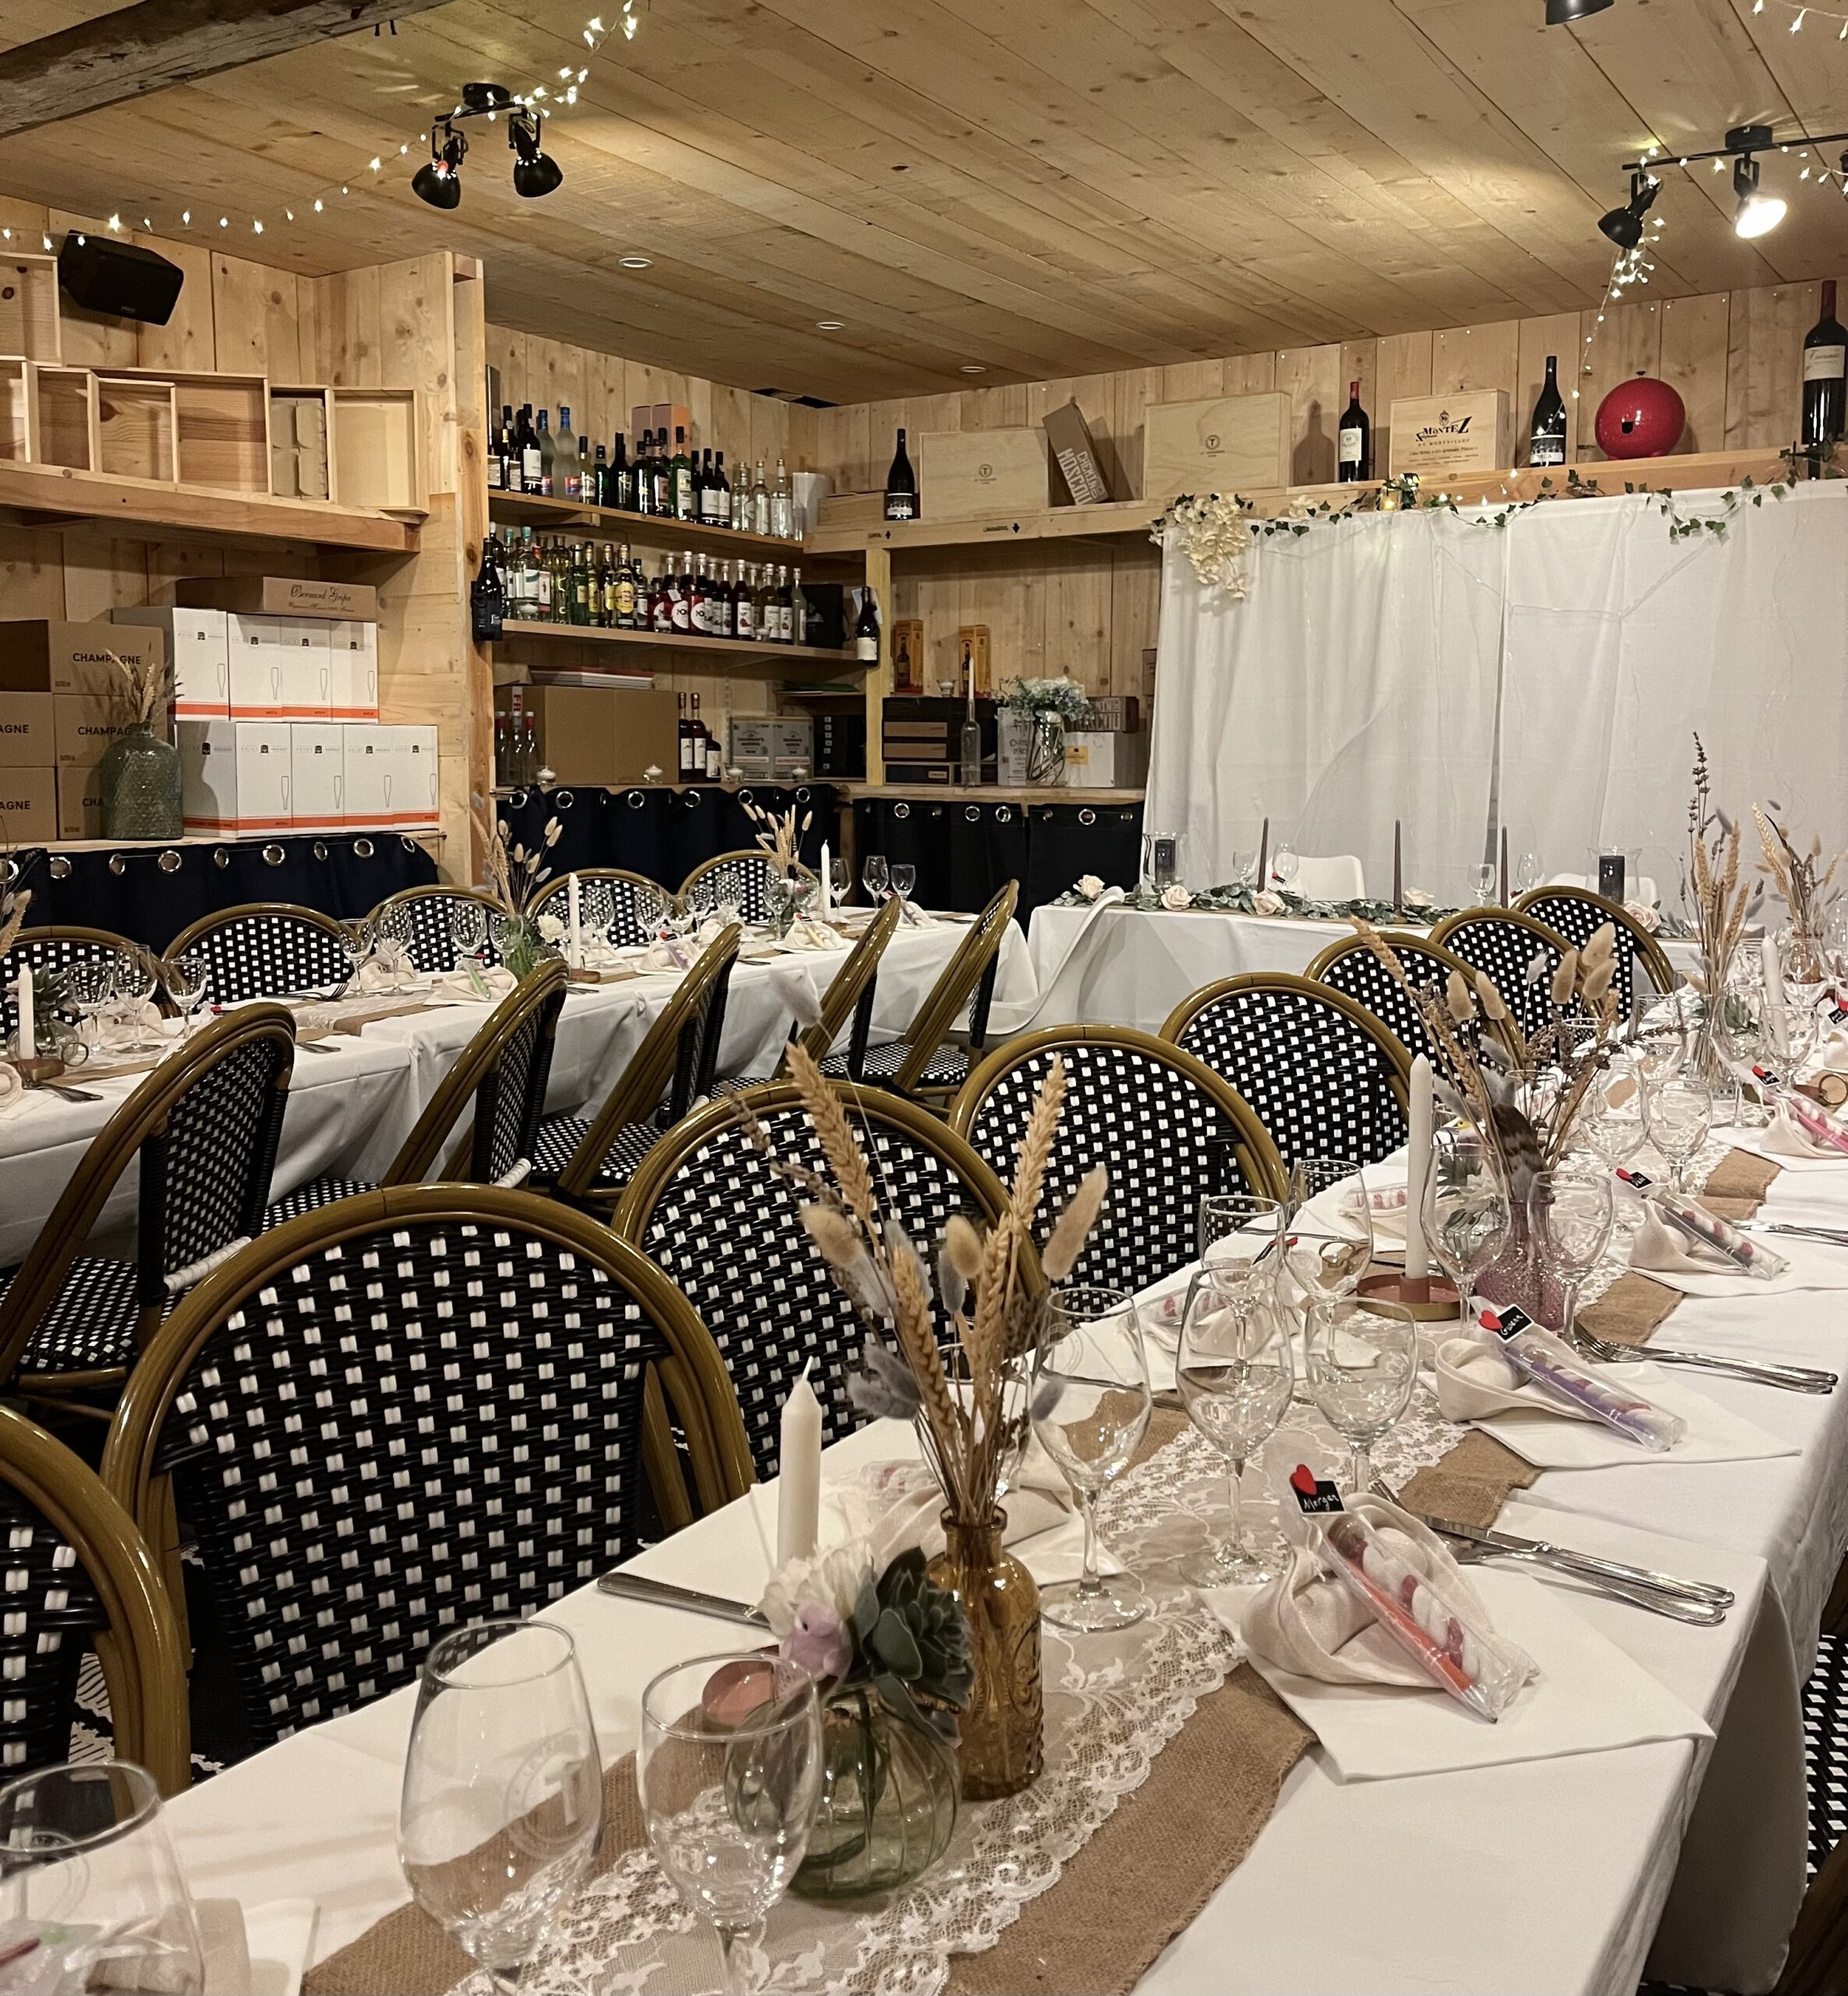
[1356,1269,1460,1321]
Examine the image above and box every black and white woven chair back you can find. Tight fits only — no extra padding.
[624,1096,988,1477]
[1437,916,1563,1039]
[147,1207,660,1750]
[151,1029,293,1279]
[1518,894,1641,1010]
[958,1037,1269,1296]
[172,907,348,1003]
[1314,941,1482,1079]
[1,931,140,1042]
[372,892,501,975]
[1170,984,1407,1169]
[479,1003,554,1182]
[681,854,791,925]
[0,1478,104,1775]
[531,874,674,949]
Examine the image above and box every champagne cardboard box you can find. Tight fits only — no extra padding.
[1042,399,1113,505]
[173,575,379,621]
[55,764,105,841]
[0,767,56,843]
[0,692,53,768]
[0,620,161,698]
[291,722,345,832]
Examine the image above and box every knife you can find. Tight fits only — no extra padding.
[1738,1219,1848,1248]
[1420,1514,1735,1607]
[597,1571,768,1628]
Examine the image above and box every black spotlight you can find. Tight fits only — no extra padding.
[509,109,564,198]
[1598,169,1659,249]
[412,122,466,209]
[1546,0,1613,20]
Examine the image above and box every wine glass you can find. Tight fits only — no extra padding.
[1515,851,1542,894]
[114,948,161,1051]
[1271,844,1299,892]
[1283,1159,1375,1305]
[1229,849,1255,888]
[62,957,118,1055]
[1647,1076,1712,1192]
[1305,1297,1419,1495]
[373,904,419,991]
[1528,1166,1614,1350]
[160,950,211,1041]
[828,855,851,904]
[1627,990,1688,1088]
[639,1653,823,1996]
[1421,1127,1512,1323]
[1197,1191,1285,1286]
[448,896,488,971]
[1176,1273,1296,1586]
[400,1620,604,1994]
[1581,1051,1651,1168]
[890,862,916,906]
[861,855,889,904]
[337,915,375,996]
[1032,1286,1152,1631]
[580,880,615,962]
[0,1761,204,1994]
[1471,862,1497,906]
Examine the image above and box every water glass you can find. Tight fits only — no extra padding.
[1627,989,1689,1087]
[1421,1127,1511,1321]
[1581,1052,1650,1168]
[161,950,211,1039]
[1177,1274,1296,1586]
[580,881,615,960]
[1032,1286,1152,1632]
[448,896,488,969]
[1514,851,1542,894]
[1305,1297,1419,1494]
[1271,845,1300,891]
[62,957,119,1053]
[861,855,889,904]
[890,862,916,904]
[400,1621,604,1993]
[1283,1159,1374,1304]
[639,1654,823,1996]
[338,915,375,993]
[0,1761,204,1994]
[1528,1166,1614,1348]
[1197,1191,1285,1288]
[1471,862,1497,905]
[115,949,162,1051]
[1647,1077,1712,1191]
[1229,848,1255,887]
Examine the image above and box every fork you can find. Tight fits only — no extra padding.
[33,1081,104,1103]
[1575,1328,1836,1393]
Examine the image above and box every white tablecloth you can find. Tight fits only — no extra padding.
[0,918,1032,1265]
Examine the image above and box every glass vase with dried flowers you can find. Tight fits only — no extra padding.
[764,1044,1107,1802]
[1754,800,1839,988]
[742,798,815,937]
[472,802,563,980]
[1680,737,1759,1094]
[96,648,179,840]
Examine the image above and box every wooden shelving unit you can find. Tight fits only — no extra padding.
[494,617,865,684]
[490,490,817,564]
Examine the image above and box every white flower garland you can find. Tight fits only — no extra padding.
[1156,494,1255,601]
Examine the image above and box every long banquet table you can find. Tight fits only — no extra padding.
[160,1113,1848,1996]
[0,916,1032,1266]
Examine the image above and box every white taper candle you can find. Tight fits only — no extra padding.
[819,840,832,919]
[1404,1053,1433,1283]
[14,972,33,1063]
[567,872,582,971]
[777,1357,823,1566]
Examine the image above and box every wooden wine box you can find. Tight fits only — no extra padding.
[1386,390,1513,477]
[918,427,1050,515]
[1143,391,1291,499]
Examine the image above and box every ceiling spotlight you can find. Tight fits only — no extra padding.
[960,363,986,373]
[1545,0,1613,19]
[460,81,513,115]
[1598,168,1659,248]
[619,253,652,268]
[816,319,845,331]
[1729,126,1786,237]
[412,119,466,209]
[509,108,564,197]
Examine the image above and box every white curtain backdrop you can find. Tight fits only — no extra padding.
[1146,483,1848,910]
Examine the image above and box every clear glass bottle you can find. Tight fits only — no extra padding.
[752,458,770,536]
[772,457,793,539]
[536,409,555,498]
[555,405,579,497]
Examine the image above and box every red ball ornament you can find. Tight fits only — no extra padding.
[1595,373,1686,459]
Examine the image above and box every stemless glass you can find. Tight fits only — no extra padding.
[400,1620,604,1994]
[1528,1166,1615,1349]
[1647,1076,1712,1191]
[160,950,211,1041]
[890,862,916,904]
[639,1653,823,1996]
[1177,1274,1295,1586]
[861,855,890,904]
[1283,1159,1375,1304]
[1305,1297,1419,1494]
[1032,1286,1152,1632]
[0,1761,204,1995]
[449,895,488,970]
[1421,1127,1512,1322]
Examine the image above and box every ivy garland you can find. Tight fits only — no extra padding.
[1052,880,1465,922]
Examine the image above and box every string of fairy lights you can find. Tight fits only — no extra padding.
[0,0,643,254]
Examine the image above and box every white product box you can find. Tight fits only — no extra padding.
[342,724,395,828]
[393,724,439,829]
[226,614,330,718]
[327,619,378,720]
[179,719,293,833]
[110,607,230,718]
[291,723,345,831]
[1063,730,1149,789]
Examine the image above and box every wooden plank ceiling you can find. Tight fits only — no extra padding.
[0,0,1843,401]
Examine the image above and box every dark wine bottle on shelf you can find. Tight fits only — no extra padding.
[715,450,732,528]
[517,405,541,495]
[489,406,511,491]
[470,531,504,643]
[1804,281,1847,449]
[671,428,696,521]
[1528,356,1568,468]
[609,433,634,511]
[1336,382,1370,483]
[884,427,919,520]
[855,585,880,663]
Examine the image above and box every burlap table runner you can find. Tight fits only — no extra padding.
[324,1002,441,1033]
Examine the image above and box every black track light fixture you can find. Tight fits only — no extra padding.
[411,120,466,210]
[406,83,563,211]
[1598,168,1659,249]
[1546,0,1614,23]
[509,109,564,199]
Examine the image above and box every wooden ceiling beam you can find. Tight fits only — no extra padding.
[0,0,456,140]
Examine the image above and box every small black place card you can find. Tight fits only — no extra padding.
[1289,1462,1344,1514]
[1477,1304,1536,1343]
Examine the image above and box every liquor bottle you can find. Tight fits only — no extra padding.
[959,639,982,787]
[1336,382,1370,483]
[676,694,691,778]
[719,559,738,638]
[736,561,756,642]
[854,583,880,664]
[650,557,674,632]
[883,426,919,520]
[535,409,555,498]
[686,554,708,635]
[752,459,770,536]
[771,458,793,539]
[668,556,692,635]
[1804,280,1848,449]
[791,566,808,647]
[533,535,554,621]
[669,426,694,521]
[593,542,612,628]
[631,430,653,515]
[517,405,541,495]
[470,531,504,643]
[651,433,673,517]
[487,406,508,491]
[693,448,713,522]
[715,450,733,528]
[611,543,635,628]
[689,693,706,777]
[706,707,722,780]
[580,438,596,507]
[610,433,634,511]
[1528,356,1568,468]
[573,543,595,625]
[555,405,579,497]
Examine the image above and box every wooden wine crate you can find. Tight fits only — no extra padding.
[99,370,272,492]
[917,427,1049,516]
[96,377,178,483]
[329,387,423,511]
[269,389,331,500]
[35,366,98,471]
[0,255,60,362]
[0,360,32,462]
[1386,390,1513,477]
[1143,391,1291,499]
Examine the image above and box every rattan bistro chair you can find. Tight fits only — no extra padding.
[368,885,504,974]
[0,1404,186,1793]
[2,925,148,1046]
[101,1187,751,1762]
[681,850,816,925]
[1307,929,1522,1075]
[266,959,570,1221]
[820,881,1018,1106]
[533,927,741,1209]
[615,1082,1019,1478]
[0,1007,295,1402]
[1430,907,1576,1040]
[953,1027,1287,1297]
[1162,974,1411,1170]
[166,901,350,1002]
[530,869,678,949]
[1515,885,1676,1010]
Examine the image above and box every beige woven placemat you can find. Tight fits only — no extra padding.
[1579,1272,1683,1348]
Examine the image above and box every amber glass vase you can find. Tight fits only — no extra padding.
[927,1512,1043,1800]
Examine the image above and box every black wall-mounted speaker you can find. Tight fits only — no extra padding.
[56,233,184,325]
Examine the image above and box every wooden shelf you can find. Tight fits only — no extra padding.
[490,490,813,563]
[807,497,1158,555]
[493,618,866,684]
[0,458,421,553]
[848,783,1145,805]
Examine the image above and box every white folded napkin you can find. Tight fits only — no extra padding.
[0,1060,23,1117]
[1760,1102,1848,1163]
[433,964,515,1003]
[242,1899,318,1996]
[777,917,846,953]
[1434,1333,1606,1426]
[830,1455,1070,1566]
[1628,1201,1848,1294]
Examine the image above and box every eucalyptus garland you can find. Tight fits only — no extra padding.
[1053,879,1464,923]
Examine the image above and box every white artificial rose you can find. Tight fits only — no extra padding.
[1075,873,1105,901]
[0,1062,22,1117]
[1251,890,1285,916]
[1625,899,1661,933]
[1404,887,1434,909]
[1160,883,1192,911]
[757,1540,876,1637]
[536,913,567,941]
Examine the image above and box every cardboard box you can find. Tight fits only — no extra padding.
[998,711,1032,786]
[1386,391,1513,478]
[1043,400,1113,505]
[327,620,378,721]
[632,403,693,452]
[110,606,231,719]
[53,693,160,770]
[225,614,330,718]
[342,724,394,828]
[179,719,292,833]
[0,620,161,698]
[55,763,104,841]
[0,766,56,843]
[292,722,345,831]
[1144,392,1291,501]
[918,429,1050,517]
[890,619,924,695]
[172,575,379,621]
[726,717,777,781]
[391,725,439,830]
[1084,695,1142,733]
[495,685,678,787]
[0,691,53,768]
[1064,730,1149,789]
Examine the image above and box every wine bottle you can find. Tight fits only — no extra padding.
[671,427,696,521]
[488,406,510,491]
[517,405,541,495]
[555,405,579,497]
[470,532,504,643]
[579,437,594,506]
[791,565,808,646]
[591,442,607,510]
[715,449,732,528]
[695,447,713,522]
[611,433,635,511]
[1336,382,1370,483]
[676,693,692,778]
[884,426,919,520]
[706,709,722,780]
[1528,356,1568,468]
[650,557,674,632]
[736,561,756,642]
[855,584,880,664]
[1804,281,1847,449]
[653,434,674,518]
